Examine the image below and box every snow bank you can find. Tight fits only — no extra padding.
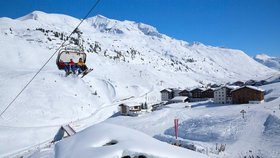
[55,123,208,158]
[164,115,244,142]
[263,114,280,136]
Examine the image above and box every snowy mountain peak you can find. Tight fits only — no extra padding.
[137,22,161,37]
[87,14,110,25]
[86,15,127,34]
[86,15,162,37]
[189,41,206,47]
[17,10,46,21]
[15,11,80,30]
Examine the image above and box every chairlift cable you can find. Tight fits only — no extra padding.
[0,0,102,118]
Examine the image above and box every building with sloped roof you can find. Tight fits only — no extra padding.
[231,86,265,104]
[214,86,239,104]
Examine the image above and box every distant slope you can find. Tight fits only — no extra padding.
[254,54,280,71]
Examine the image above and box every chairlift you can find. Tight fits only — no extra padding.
[56,47,87,70]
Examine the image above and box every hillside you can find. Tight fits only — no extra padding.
[0,11,279,157]
[0,11,278,83]
[254,54,280,71]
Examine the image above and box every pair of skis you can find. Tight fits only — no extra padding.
[65,68,93,78]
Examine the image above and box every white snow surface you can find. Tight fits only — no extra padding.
[0,11,280,158]
[55,123,208,158]
[254,54,280,71]
[106,92,280,158]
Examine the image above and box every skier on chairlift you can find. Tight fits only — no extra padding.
[56,46,93,77]
[69,59,76,74]
[59,59,70,73]
[77,58,88,74]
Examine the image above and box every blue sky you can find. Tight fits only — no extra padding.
[0,0,279,57]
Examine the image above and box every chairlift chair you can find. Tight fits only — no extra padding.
[56,47,87,70]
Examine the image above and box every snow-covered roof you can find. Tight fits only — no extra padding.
[214,85,240,91]
[190,87,206,92]
[55,123,208,158]
[209,87,219,91]
[226,85,240,90]
[246,86,265,92]
[170,96,188,101]
[160,88,183,93]
[232,86,265,92]
[119,102,142,107]
[160,88,173,92]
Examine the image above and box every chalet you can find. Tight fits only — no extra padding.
[179,89,191,97]
[231,81,244,87]
[188,88,208,102]
[214,86,239,104]
[190,88,204,98]
[160,88,174,101]
[231,86,265,104]
[202,88,214,98]
[119,102,142,116]
[167,96,189,104]
[160,88,181,101]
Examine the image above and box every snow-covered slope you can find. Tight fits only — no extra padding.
[55,123,208,158]
[106,83,280,158]
[0,11,279,157]
[254,54,280,71]
[0,11,278,82]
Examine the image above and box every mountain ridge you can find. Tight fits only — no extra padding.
[0,11,278,84]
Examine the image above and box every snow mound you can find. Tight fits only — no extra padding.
[261,82,280,102]
[164,115,244,142]
[55,123,208,158]
[263,114,280,136]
